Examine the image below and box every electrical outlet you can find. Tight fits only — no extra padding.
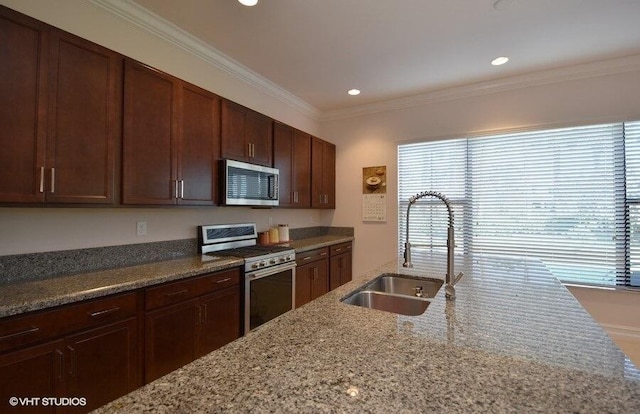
[136,221,147,236]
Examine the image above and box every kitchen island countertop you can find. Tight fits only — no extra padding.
[95,254,640,413]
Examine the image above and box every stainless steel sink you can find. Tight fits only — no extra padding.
[341,290,431,316]
[341,273,443,316]
[362,273,443,298]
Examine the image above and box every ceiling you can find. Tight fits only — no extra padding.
[131,0,640,113]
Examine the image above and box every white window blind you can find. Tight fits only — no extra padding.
[625,120,640,286]
[399,122,634,286]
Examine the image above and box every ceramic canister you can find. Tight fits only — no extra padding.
[278,224,290,242]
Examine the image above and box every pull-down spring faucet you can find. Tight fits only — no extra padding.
[402,191,463,299]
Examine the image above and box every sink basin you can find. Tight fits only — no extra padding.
[341,290,431,316]
[363,273,443,298]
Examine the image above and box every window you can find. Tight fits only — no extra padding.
[398,120,640,287]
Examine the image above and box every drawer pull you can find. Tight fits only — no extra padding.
[164,289,189,298]
[216,277,232,284]
[302,256,311,261]
[335,248,342,252]
[0,326,40,342]
[320,252,327,256]
[88,307,120,318]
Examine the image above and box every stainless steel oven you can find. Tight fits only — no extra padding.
[198,223,296,335]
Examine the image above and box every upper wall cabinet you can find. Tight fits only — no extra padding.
[122,60,221,206]
[0,7,121,204]
[311,137,336,209]
[221,100,273,167]
[273,122,311,208]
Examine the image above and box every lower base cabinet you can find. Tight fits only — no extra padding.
[329,242,353,290]
[0,267,242,413]
[0,294,140,414]
[144,269,241,383]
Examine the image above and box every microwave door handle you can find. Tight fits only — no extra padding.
[268,174,279,200]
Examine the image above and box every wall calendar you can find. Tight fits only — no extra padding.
[362,166,387,222]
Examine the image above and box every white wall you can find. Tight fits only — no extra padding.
[568,286,640,367]
[322,69,640,278]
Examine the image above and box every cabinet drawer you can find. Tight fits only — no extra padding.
[145,269,240,311]
[206,268,241,293]
[0,292,137,353]
[296,247,329,266]
[330,242,352,256]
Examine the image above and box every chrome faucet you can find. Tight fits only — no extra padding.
[402,191,463,299]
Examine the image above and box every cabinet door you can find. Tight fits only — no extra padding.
[220,100,248,162]
[295,263,313,308]
[296,260,328,307]
[292,129,311,207]
[273,123,293,206]
[45,31,121,204]
[65,318,139,413]
[322,141,336,209]
[178,83,221,205]
[145,300,197,383]
[196,286,241,358]
[330,253,352,290]
[0,340,64,414]
[123,60,178,205]
[311,138,336,209]
[310,261,329,301]
[0,8,48,203]
[245,110,272,167]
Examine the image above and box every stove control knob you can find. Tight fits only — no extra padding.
[270,259,276,265]
[252,263,260,269]
[279,257,286,263]
[259,261,266,267]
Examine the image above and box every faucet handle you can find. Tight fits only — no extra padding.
[452,272,463,286]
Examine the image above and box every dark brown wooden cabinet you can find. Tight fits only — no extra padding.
[122,60,177,205]
[45,30,121,204]
[65,318,138,413]
[329,242,353,290]
[178,82,221,205]
[221,100,273,167]
[0,292,140,414]
[123,61,221,205]
[311,137,336,209]
[0,6,121,204]
[273,122,311,208]
[0,7,49,203]
[295,248,329,308]
[0,340,64,414]
[144,268,241,382]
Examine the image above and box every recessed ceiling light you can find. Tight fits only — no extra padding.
[238,0,258,6]
[491,56,509,66]
[348,89,361,96]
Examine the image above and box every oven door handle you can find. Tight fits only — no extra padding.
[246,262,296,280]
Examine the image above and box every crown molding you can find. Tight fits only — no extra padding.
[320,54,640,122]
[87,0,640,124]
[89,0,321,119]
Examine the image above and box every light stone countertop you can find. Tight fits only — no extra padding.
[0,235,353,319]
[94,253,640,413]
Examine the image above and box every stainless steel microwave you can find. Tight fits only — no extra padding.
[221,159,279,206]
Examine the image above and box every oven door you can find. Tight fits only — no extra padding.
[244,261,296,334]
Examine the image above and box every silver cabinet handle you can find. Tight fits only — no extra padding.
[175,180,179,199]
[39,167,44,193]
[0,326,40,342]
[180,180,185,199]
[50,168,55,193]
[88,307,120,318]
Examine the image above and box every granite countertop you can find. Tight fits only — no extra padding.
[95,253,640,413]
[0,235,353,319]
